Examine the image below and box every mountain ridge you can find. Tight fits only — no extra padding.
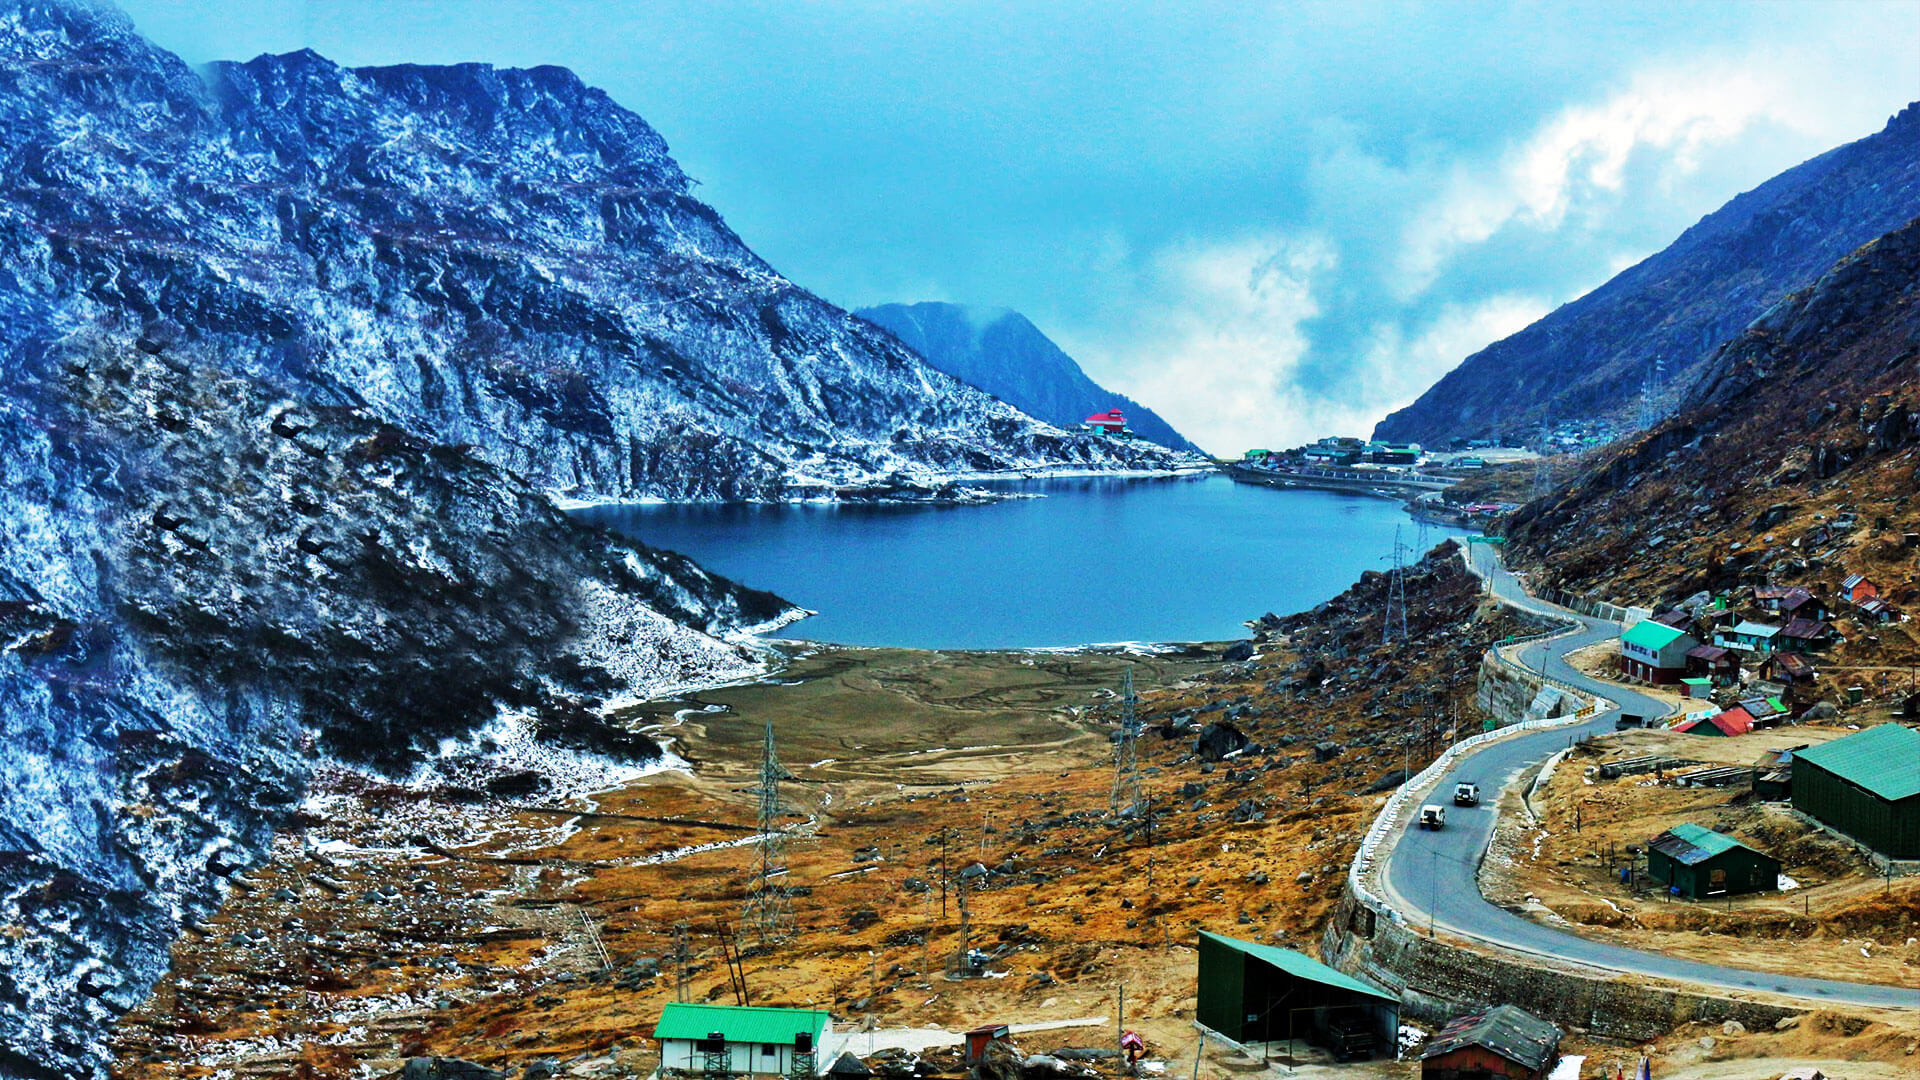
[858,301,1204,454]
[1375,102,1920,445]
[1504,213,1920,609]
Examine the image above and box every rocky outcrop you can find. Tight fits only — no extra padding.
[1376,102,1920,445]
[857,302,1204,454]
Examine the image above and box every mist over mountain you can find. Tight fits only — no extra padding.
[859,302,1204,454]
[1375,103,1920,446]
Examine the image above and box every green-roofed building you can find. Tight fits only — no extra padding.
[1196,931,1397,1061]
[654,1003,832,1078]
[1793,724,1920,858]
[1618,620,1697,685]
[1646,823,1779,899]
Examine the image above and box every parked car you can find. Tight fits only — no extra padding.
[1615,713,1646,730]
[1417,804,1447,829]
[1452,782,1480,806]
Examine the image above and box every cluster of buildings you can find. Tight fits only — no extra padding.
[1242,436,1425,470]
[1614,575,1902,707]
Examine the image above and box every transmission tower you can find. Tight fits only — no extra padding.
[1382,525,1410,644]
[740,723,795,947]
[1108,667,1144,819]
[673,921,692,1003]
[1530,423,1554,501]
[1636,354,1668,430]
[947,877,976,978]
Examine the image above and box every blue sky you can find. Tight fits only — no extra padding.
[118,1,1920,453]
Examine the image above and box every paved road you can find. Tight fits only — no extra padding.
[1376,545,1920,1009]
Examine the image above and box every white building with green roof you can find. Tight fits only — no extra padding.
[1617,619,1697,685]
[654,1003,833,1078]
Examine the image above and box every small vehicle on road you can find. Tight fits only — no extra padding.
[1417,804,1446,829]
[1615,713,1646,730]
[1452,782,1480,806]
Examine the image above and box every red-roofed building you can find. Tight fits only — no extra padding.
[1082,409,1129,436]
[1676,708,1754,737]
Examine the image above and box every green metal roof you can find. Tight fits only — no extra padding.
[1681,677,1711,686]
[1795,724,1920,802]
[1198,931,1395,1002]
[1621,620,1686,650]
[1659,822,1748,862]
[654,1003,830,1044]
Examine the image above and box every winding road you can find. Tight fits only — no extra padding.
[1374,544,1920,1009]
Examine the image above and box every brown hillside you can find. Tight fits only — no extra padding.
[1506,216,1920,647]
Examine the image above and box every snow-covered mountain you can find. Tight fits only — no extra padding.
[0,2,1187,504]
[0,2,1191,1073]
[858,302,1204,454]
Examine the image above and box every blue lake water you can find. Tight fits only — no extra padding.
[574,473,1464,649]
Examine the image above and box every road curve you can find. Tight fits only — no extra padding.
[1375,545,1920,1009]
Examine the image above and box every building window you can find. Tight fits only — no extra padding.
[764,1045,778,1056]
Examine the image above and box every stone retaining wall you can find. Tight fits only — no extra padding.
[1319,892,1802,1039]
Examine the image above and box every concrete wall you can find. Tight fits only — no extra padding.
[1319,893,1800,1041]
[1474,653,1577,724]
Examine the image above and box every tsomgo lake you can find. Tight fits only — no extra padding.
[575,473,1463,649]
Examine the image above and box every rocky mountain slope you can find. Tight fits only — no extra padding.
[1376,103,1920,445]
[1504,215,1920,619]
[0,328,792,1079]
[0,0,1192,1071]
[857,302,1203,454]
[0,2,1185,505]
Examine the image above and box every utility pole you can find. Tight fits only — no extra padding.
[741,723,795,947]
[1110,667,1144,819]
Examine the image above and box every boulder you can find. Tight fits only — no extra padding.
[399,1060,506,1080]
[1195,721,1249,762]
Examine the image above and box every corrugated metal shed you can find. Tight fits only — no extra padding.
[1795,724,1920,801]
[1650,823,1743,865]
[1646,824,1779,899]
[1793,724,1920,857]
[1197,931,1393,1001]
[1421,1004,1561,1072]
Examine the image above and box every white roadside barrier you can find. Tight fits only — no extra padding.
[1346,707,1593,923]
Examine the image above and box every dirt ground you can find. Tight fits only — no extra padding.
[107,580,1920,1079]
[111,644,1372,1078]
[1481,726,1920,988]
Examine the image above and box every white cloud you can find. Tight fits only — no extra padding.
[1394,65,1812,300]
[1090,234,1338,454]
[1355,294,1553,420]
